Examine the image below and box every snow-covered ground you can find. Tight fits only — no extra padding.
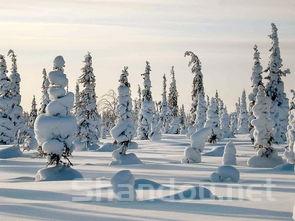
[0,134,294,221]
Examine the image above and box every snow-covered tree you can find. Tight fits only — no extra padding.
[220,107,232,138]
[237,90,249,134]
[285,91,295,163]
[133,85,141,127]
[34,56,77,166]
[229,112,238,136]
[184,51,205,125]
[159,74,171,133]
[264,23,290,144]
[204,97,221,143]
[248,85,283,168]
[168,66,179,117]
[38,68,50,114]
[222,141,237,165]
[194,93,207,131]
[76,53,101,150]
[149,112,162,141]
[28,96,37,128]
[74,82,80,115]
[7,50,26,140]
[179,104,187,134]
[0,55,14,144]
[111,66,135,154]
[137,61,154,140]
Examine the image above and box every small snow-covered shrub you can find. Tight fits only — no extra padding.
[222,141,237,165]
[210,165,240,183]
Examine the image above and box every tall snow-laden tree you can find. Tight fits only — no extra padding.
[264,23,290,144]
[168,66,179,117]
[248,85,283,168]
[38,68,50,114]
[184,51,204,125]
[194,93,207,131]
[237,90,249,134]
[7,50,26,139]
[28,96,37,129]
[34,56,77,167]
[111,66,135,154]
[159,74,171,133]
[76,52,101,150]
[220,107,232,138]
[248,45,263,142]
[0,55,14,144]
[204,97,221,143]
[137,61,154,140]
[179,104,187,134]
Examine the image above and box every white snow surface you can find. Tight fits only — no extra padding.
[0,134,294,220]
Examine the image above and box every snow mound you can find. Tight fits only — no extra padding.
[163,186,215,200]
[247,152,284,168]
[35,165,83,182]
[111,170,136,201]
[110,149,142,165]
[98,143,118,152]
[181,146,201,163]
[203,145,225,157]
[210,165,240,183]
[271,163,294,172]
[134,179,169,190]
[222,141,237,165]
[0,145,23,159]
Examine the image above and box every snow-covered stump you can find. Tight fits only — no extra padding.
[222,141,237,165]
[247,86,284,168]
[34,56,82,181]
[210,165,240,183]
[182,127,210,163]
[111,170,136,201]
[110,67,142,165]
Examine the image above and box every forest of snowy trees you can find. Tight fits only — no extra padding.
[0,23,294,176]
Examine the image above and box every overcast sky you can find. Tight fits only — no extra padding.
[0,0,294,112]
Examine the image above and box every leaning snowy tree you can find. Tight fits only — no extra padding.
[184,51,205,127]
[159,74,171,133]
[204,97,221,143]
[248,45,263,130]
[7,50,26,140]
[34,56,81,181]
[137,61,154,140]
[76,52,101,150]
[237,90,249,134]
[110,67,141,165]
[0,55,14,144]
[38,68,50,114]
[264,23,290,144]
[248,85,283,168]
[168,66,179,117]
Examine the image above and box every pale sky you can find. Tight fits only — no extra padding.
[0,0,294,112]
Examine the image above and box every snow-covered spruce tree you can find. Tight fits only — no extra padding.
[149,111,162,141]
[159,74,171,133]
[204,97,221,143]
[73,82,80,115]
[285,91,295,163]
[220,107,232,138]
[34,56,81,181]
[76,53,101,150]
[168,66,179,117]
[179,104,187,134]
[248,45,263,127]
[0,55,14,144]
[38,68,50,114]
[248,85,283,168]
[7,50,26,140]
[194,93,207,131]
[237,90,249,134]
[137,61,154,140]
[229,112,238,136]
[28,96,37,128]
[132,85,141,137]
[264,23,290,144]
[110,67,141,165]
[184,51,205,126]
